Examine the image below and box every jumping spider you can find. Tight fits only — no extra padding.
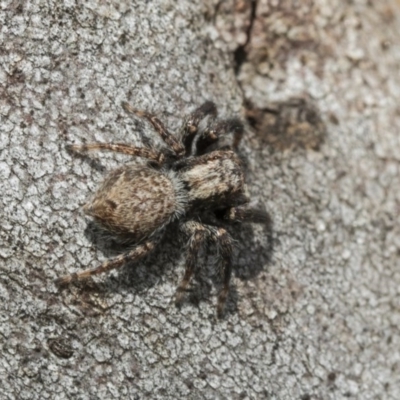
[56,101,270,317]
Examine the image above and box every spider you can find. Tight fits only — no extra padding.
[55,101,271,317]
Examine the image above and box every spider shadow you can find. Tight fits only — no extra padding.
[219,217,274,316]
[82,221,182,295]
[80,214,273,318]
[230,218,274,280]
[169,214,274,317]
[81,222,217,306]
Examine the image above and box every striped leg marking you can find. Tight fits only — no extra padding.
[122,101,185,156]
[55,241,156,286]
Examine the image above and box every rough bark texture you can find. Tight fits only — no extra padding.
[1,1,399,399]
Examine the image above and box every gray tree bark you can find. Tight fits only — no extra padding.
[1,1,399,399]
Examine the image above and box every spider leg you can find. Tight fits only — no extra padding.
[55,239,157,286]
[172,146,242,171]
[196,118,244,155]
[180,101,217,155]
[219,205,272,226]
[122,101,185,156]
[67,143,165,164]
[214,227,233,318]
[179,221,233,318]
[175,221,208,305]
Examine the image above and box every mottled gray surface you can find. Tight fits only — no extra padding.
[1,0,399,399]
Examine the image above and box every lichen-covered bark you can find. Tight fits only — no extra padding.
[1,0,399,399]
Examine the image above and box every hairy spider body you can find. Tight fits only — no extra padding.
[83,164,185,240]
[180,150,245,208]
[56,101,270,317]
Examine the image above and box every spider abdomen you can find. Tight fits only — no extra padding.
[84,164,183,240]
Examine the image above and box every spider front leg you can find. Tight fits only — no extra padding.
[178,221,233,318]
[55,239,157,286]
[122,101,185,156]
[66,143,165,165]
[180,101,217,155]
[196,118,244,155]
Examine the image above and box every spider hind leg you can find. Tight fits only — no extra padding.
[55,239,157,286]
[178,221,233,318]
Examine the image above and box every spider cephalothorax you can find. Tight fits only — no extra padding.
[56,101,270,317]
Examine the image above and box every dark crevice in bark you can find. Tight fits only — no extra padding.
[233,0,257,75]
